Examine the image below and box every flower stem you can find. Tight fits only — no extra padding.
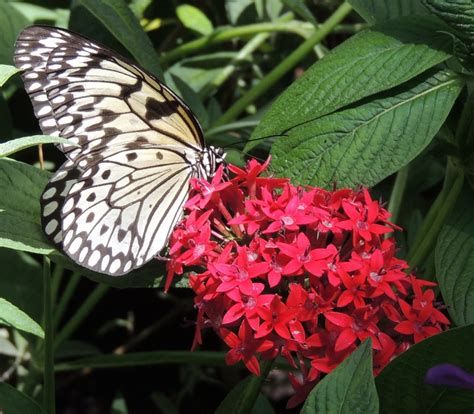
[42,257,55,414]
[407,160,464,270]
[236,359,273,414]
[160,14,298,64]
[213,2,353,127]
[50,264,64,306]
[387,164,409,225]
[54,283,109,352]
[53,272,81,331]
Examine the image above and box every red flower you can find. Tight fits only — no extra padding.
[220,320,273,375]
[165,158,450,406]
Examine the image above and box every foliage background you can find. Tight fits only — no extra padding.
[1,0,474,413]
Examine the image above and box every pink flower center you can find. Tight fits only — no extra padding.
[238,269,249,281]
[281,216,294,226]
[194,244,205,255]
[370,271,382,282]
[357,220,368,230]
[322,219,333,228]
[327,263,337,272]
[243,295,256,309]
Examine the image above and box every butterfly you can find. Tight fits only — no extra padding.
[14,25,225,276]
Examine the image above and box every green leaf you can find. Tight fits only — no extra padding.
[0,158,53,254]
[376,325,474,413]
[0,135,72,158]
[271,69,463,188]
[0,249,43,328]
[435,187,474,326]
[176,4,214,36]
[0,382,46,414]
[70,0,162,78]
[282,0,317,26]
[0,65,19,87]
[0,298,44,338]
[302,340,378,414]
[422,0,474,69]
[348,0,429,24]
[111,393,129,414]
[225,0,254,25]
[0,2,29,65]
[9,2,67,24]
[55,350,226,371]
[251,16,453,145]
[215,377,276,414]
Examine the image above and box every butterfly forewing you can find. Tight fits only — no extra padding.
[14,25,219,276]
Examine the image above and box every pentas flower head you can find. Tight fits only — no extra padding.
[166,159,450,407]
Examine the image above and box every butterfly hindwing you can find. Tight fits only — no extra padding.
[59,146,193,275]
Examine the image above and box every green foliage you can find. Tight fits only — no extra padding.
[0,382,46,414]
[436,188,474,326]
[0,298,44,338]
[1,0,474,412]
[271,69,463,188]
[376,325,474,413]
[302,340,378,414]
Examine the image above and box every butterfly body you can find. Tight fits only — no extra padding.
[14,25,224,276]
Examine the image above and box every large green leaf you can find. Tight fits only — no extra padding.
[0,158,166,288]
[0,158,53,254]
[0,249,43,327]
[422,0,474,68]
[0,3,29,65]
[70,0,162,78]
[435,188,474,326]
[376,325,474,413]
[215,376,275,414]
[0,135,72,158]
[0,382,46,414]
[349,0,429,24]
[250,16,452,144]
[0,298,44,338]
[271,69,463,188]
[302,340,378,414]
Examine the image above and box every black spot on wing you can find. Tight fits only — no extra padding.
[145,96,180,121]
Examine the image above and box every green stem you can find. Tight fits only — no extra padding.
[42,257,55,414]
[53,272,81,331]
[160,13,298,64]
[407,164,464,269]
[50,264,64,306]
[54,283,109,352]
[387,164,410,225]
[213,2,353,127]
[236,360,273,414]
[200,32,271,98]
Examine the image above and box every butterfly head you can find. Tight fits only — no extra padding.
[198,146,225,180]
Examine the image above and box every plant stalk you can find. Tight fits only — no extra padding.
[213,2,353,127]
[42,257,55,414]
[161,13,297,64]
[236,360,273,414]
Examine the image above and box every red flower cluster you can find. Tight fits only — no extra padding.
[166,159,450,405]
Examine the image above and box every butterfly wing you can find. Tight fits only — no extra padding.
[15,25,208,275]
[14,25,204,161]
